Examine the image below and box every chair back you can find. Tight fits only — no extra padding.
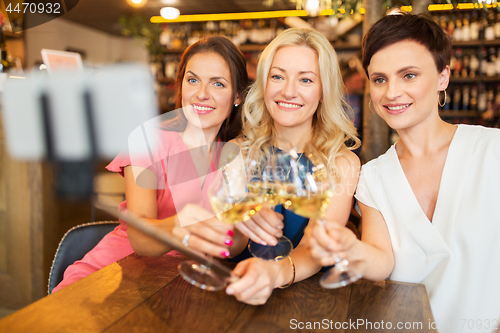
[48,221,119,294]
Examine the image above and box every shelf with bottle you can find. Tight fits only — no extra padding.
[160,17,362,54]
[432,9,500,127]
[433,8,500,43]
[449,44,500,80]
[440,81,500,124]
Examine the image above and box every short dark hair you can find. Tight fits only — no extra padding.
[169,36,249,142]
[362,12,452,76]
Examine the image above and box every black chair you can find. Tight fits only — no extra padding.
[48,221,119,294]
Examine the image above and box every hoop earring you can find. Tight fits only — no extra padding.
[369,100,375,113]
[438,90,447,107]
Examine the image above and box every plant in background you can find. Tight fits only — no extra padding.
[119,15,165,61]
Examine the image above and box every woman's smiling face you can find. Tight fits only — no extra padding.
[264,45,323,133]
[181,51,237,133]
[367,40,449,131]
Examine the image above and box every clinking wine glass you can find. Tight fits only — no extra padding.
[246,150,293,261]
[177,142,243,291]
[179,143,276,289]
[284,143,361,289]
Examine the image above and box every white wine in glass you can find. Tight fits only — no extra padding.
[246,150,293,261]
[287,143,361,289]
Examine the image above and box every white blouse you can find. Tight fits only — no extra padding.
[355,125,500,333]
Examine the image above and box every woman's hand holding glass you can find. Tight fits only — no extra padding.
[173,203,234,258]
[284,143,361,288]
[306,218,360,268]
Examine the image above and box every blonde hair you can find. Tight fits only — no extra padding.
[241,28,360,174]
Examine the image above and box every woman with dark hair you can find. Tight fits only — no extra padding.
[53,36,250,292]
[307,12,500,332]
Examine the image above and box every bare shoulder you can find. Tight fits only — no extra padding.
[335,150,361,171]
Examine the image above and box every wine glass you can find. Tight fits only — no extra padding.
[284,143,362,289]
[246,150,293,261]
[177,142,244,291]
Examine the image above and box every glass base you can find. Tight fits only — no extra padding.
[319,266,362,289]
[178,260,227,291]
[248,236,293,261]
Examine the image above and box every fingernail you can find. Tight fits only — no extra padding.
[260,241,268,246]
[270,239,277,246]
[224,238,234,246]
[277,224,283,229]
[227,230,235,237]
[226,287,234,295]
[221,251,230,258]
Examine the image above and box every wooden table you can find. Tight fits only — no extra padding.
[0,254,436,332]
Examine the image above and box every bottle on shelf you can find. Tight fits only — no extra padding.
[453,13,463,42]
[496,12,500,39]
[470,85,478,111]
[447,13,455,37]
[487,85,495,112]
[470,11,479,41]
[461,49,470,78]
[478,84,488,112]
[485,10,495,41]
[469,48,479,78]
[462,13,471,42]
[480,47,488,77]
[479,10,487,40]
[462,85,470,111]
[453,85,461,111]
[487,47,497,77]
[453,47,463,78]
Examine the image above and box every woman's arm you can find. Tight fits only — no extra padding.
[124,166,234,258]
[323,151,361,225]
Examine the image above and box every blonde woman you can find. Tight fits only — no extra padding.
[226,28,361,304]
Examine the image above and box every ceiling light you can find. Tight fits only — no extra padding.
[160,7,180,20]
[304,0,321,17]
[126,0,147,8]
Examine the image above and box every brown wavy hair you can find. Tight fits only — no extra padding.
[163,36,250,142]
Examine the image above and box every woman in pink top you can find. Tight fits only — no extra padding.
[52,36,250,292]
